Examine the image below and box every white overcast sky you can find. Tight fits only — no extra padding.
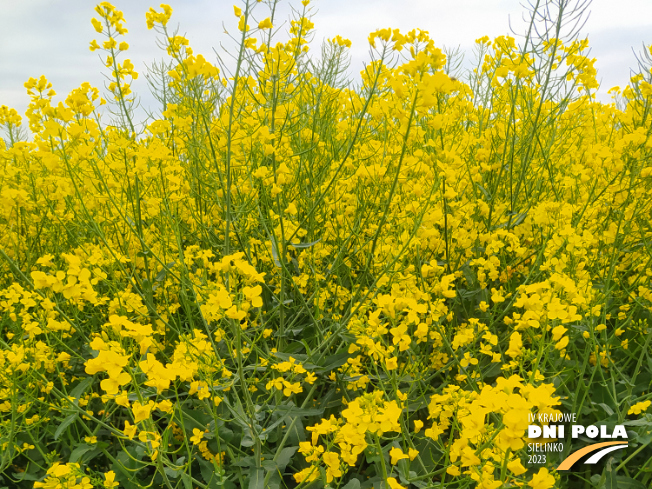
[1,0,651,124]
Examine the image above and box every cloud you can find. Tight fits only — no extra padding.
[1,0,650,118]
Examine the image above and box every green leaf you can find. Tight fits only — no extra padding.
[197,457,223,487]
[179,404,214,431]
[113,447,147,489]
[54,413,78,440]
[360,475,382,489]
[155,261,176,282]
[262,460,277,471]
[180,473,192,489]
[623,414,652,427]
[241,432,256,448]
[604,457,618,489]
[314,351,350,373]
[217,424,235,444]
[475,182,491,200]
[460,263,477,288]
[69,444,94,463]
[341,479,361,489]
[288,239,321,249]
[481,362,502,380]
[248,468,264,489]
[614,477,646,489]
[283,341,305,354]
[275,446,298,471]
[271,405,324,418]
[269,234,281,268]
[11,472,38,481]
[70,377,94,400]
[271,351,308,363]
[231,456,256,468]
[164,467,179,479]
[267,472,282,489]
[286,415,305,445]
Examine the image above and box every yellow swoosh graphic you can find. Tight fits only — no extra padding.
[557,441,627,471]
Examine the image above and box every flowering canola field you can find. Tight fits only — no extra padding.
[1,1,652,488]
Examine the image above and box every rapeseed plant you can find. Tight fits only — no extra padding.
[1,0,652,488]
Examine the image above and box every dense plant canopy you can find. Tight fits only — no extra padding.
[1,1,652,488]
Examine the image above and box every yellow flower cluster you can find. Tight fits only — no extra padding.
[33,463,93,489]
[1,1,651,488]
[296,391,402,483]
